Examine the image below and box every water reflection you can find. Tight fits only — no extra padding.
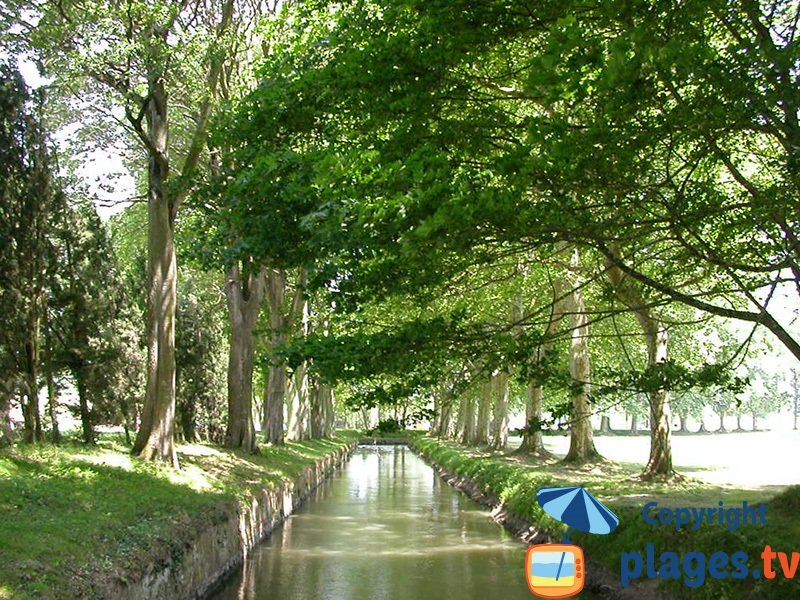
[211,446,595,600]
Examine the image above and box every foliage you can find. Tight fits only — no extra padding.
[175,272,227,443]
[367,417,405,436]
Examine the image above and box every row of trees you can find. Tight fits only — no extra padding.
[200,0,798,479]
[3,1,797,481]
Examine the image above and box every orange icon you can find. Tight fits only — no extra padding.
[525,543,585,598]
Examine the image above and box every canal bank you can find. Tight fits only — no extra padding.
[0,434,360,600]
[211,444,538,600]
[130,440,359,600]
[407,436,672,600]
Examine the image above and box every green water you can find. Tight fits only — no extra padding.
[210,445,595,600]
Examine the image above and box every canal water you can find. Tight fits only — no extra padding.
[211,445,594,599]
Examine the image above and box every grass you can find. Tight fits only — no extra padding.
[0,431,360,600]
[411,436,800,600]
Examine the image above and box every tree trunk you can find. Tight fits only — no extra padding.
[605,247,673,478]
[752,412,758,431]
[309,378,322,438]
[490,371,509,450]
[288,361,310,441]
[75,366,95,445]
[45,359,60,444]
[599,415,611,433]
[474,380,492,445]
[735,414,744,431]
[697,421,708,433]
[717,412,726,432]
[678,414,688,433]
[563,249,600,463]
[435,390,454,438]
[459,394,476,445]
[630,413,639,433]
[518,381,549,454]
[309,381,334,438]
[264,268,287,445]
[224,265,265,452]
[519,284,564,456]
[288,295,311,441]
[132,68,178,467]
[21,312,42,443]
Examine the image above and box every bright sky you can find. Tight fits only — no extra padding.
[17,57,135,220]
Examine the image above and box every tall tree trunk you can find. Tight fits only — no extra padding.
[563,249,600,463]
[74,366,95,445]
[735,414,744,431]
[605,248,673,478]
[678,414,688,433]
[323,386,335,436]
[519,285,564,456]
[224,265,265,452]
[630,413,639,433]
[519,382,549,454]
[474,381,492,445]
[45,359,60,444]
[599,415,611,433]
[288,361,310,441]
[717,412,726,432]
[132,67,178,467]
[459,394,476,445]
[264,268,287,445]
[21,311,42,443]
[490,371,509,450]
[309,378,322,438]
[287,295,311,441]
[752,412,758,431]
[435,389,454,438]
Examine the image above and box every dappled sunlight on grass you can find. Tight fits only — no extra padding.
[0,431,359,600]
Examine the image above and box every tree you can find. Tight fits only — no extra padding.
[47,197,132,444]
[0,63,65,443]
[604,249,673,477]
[224,264,264,450]
[6,0,242,464]
[175,271,227,444]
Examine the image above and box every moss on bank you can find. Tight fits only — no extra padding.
[0,431,360,600]
[411,436,800,600]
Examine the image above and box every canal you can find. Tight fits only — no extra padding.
[211,445,595,599]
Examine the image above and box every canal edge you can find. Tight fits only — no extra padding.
[102,440,358,600]
[407,439,674,600]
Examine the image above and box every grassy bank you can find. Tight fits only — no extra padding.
[411,436,800,600]
[0,431,360,600]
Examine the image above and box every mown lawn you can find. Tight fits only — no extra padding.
[411,436,800,600]
[0,431,360,600]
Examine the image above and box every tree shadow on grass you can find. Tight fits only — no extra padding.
[0,450,232,600]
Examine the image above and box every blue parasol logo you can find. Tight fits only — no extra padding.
[525,486,619,598]
[537,485,619,541]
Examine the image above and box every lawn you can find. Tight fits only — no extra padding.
[0,431,360,600]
